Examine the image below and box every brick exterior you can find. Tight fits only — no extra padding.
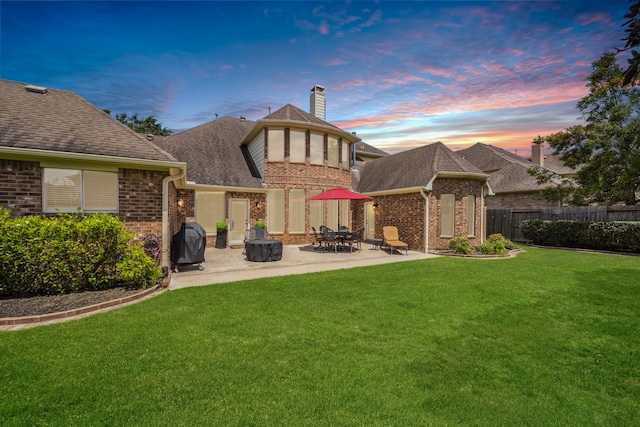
[263,127,352,245]
[0,158,174,248]
[353,178,486,252]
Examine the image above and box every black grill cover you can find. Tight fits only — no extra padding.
[171,222,207,265]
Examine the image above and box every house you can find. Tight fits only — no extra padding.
[456,142,571,209]
[0,79,187,271]
[356,142,492,251]
[2,79,491,256]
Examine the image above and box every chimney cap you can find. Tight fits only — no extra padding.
[311,85,325,92]
[25,85,48,94]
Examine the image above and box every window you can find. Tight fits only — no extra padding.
[289,130,306,163]
[196,192,225,234]
[43,168,118,212]
[467,195,476,236]
[310,133,324,165]
[268,129,285,162]
[289,189,305,233]
[309,189,323,230]
[267,189,285,233]
[341,142,350,170]
[326,199,338,229]
[440,194,455,236]
[327,136,339,167]
[340,199,349,228]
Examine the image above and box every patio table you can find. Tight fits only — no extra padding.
[245,239,283,262]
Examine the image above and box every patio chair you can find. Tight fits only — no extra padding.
[312,226,325,249]
[254,227,268,240]
[382,226,408,255]
[242,228,257,254]
[322,228,339,253]
[343,227,364,253]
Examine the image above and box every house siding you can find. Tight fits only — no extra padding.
[355,178,485,252]
[0,159,170,243]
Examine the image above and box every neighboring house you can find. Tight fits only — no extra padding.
[456,142,570,209]
[0,79,186,271]
[356,142,492,252]
[2,79,492,255]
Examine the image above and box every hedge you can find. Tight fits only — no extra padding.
[520,219,640,253]
[0,208,160,298]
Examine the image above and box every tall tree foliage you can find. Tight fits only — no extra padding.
[104,110,171,136]
[531,52,640,206]
[618,0,640,85]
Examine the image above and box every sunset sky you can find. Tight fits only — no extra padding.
[1,1,633,156]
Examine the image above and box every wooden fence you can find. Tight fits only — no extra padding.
[486,206,640,241]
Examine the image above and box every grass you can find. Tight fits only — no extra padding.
[1,246,639,426]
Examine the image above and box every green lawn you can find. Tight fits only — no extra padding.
[1,246,639,426]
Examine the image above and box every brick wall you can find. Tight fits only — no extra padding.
[360,178,486,252]
[263,127,352,245]
[0,159,42,216]
[0,159,172,244]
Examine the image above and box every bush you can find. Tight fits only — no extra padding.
[255,220,266,229]
[0,208,161,298]
[488,233,515,250]
[449,237,472,255]
[216,221,228,231]
[520,219,640,253]
[475,241,507,256]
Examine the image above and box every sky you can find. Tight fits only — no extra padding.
[1,0,633,156]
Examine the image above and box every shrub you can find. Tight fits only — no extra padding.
[449,237,472,255]
[0,208,161,298]
[216,221,228,231]
[521,219,640,253]
[475,241,507,256]
[255,220,266,229]
[488,233,515,250]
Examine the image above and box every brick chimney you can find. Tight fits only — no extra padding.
[531,141,544,167]
[310,85,326,121]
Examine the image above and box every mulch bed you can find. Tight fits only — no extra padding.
[0,287,145,318]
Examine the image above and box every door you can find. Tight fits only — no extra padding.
[364,201,376,240]
[228,198,249,246]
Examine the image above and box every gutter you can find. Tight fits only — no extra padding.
[0,146,185,171]
[162,167,186,275]
[420,187,430,253]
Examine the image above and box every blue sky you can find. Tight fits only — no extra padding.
[1,0,632,156]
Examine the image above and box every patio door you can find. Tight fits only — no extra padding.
[228,198,249,246]
[364,201,375,240]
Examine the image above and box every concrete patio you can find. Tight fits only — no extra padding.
[168,241,439,290]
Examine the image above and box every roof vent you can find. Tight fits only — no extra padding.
[25,85,48,94]
[146,134,154,141]
[240,116,246,122]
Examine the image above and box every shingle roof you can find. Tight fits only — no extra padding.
[357,142,486,193]
[354,140,388,158]
[539,154,577,176]
[264,104,341,130]
[487,162,552,193]
[456,143,529,172]
[153,116,264,188]
[0,79,177,163]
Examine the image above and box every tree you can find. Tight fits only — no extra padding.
[618,0,640,85]
[530,52,640,206]
[104,110,171,136]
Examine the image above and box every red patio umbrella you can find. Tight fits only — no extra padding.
[308,187,372,229]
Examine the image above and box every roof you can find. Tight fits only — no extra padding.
[242,103,361,145]
[0,79,177,163]
[153,116,264,188]
[538,154,578,176]
[456,142,530,172]
[357,142,487,193]
[487,162,553,193]
[353,140,388,158]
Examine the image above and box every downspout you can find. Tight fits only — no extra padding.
[480,183,486,243]
[420,188,430,253]
[162,167,186,276]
